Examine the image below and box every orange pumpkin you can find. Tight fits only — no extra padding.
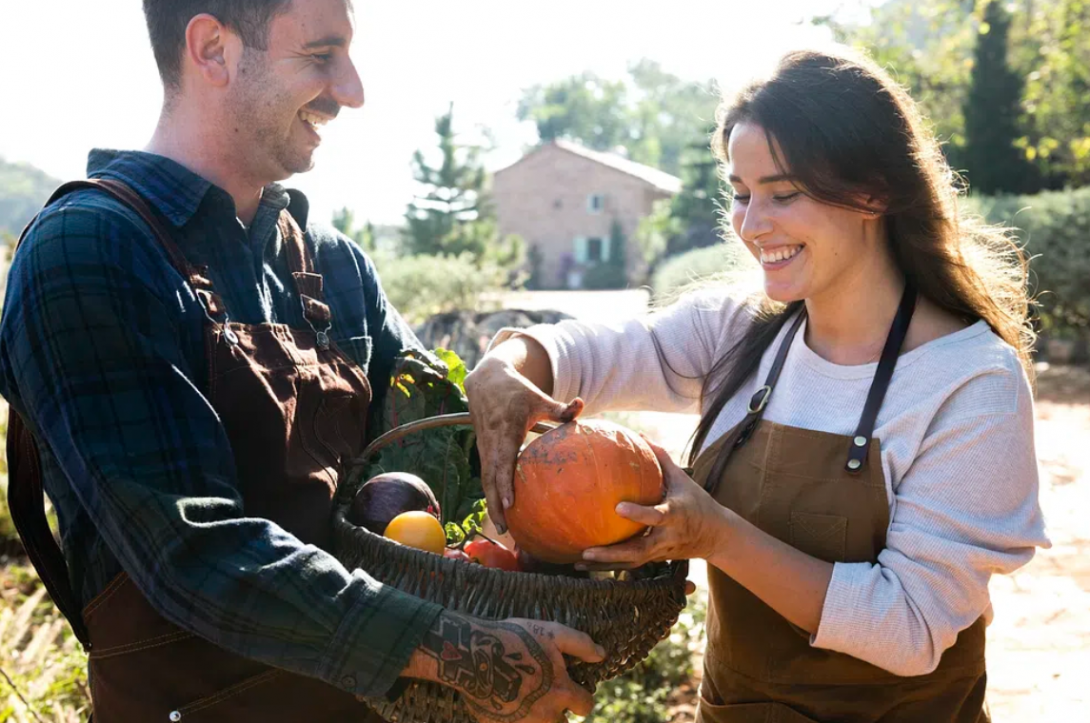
[505,419,664,564]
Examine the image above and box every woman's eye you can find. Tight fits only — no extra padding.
[773,192,800,203]
[732,194,750,203]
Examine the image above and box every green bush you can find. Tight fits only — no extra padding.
[583,591,706,723]
[651,242,751,301]
[965,187,1090,338]
[373,252,511,327]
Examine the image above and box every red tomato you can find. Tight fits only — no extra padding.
[464,538,521,571]
[443,548,471,562]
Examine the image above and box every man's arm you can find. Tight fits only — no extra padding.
[0,202,440,698]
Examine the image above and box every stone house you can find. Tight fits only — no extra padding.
[493,140,681,289]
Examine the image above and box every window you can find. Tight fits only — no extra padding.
[586,237,604,263]
[575,236,608,264]
[587,194,604,214]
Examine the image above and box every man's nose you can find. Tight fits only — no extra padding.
[332,57,365,110]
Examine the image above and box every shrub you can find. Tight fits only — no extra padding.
[373,253,511,327]
[965,187,1090,339]
[651,242,752,301]
[582,590,706,723]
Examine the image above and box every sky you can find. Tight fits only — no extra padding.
[0,1,870,226]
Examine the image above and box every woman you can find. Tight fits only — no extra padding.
[465,48,1049,722]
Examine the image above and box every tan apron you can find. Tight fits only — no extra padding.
[692,288,989,723]
[8,179,385,721]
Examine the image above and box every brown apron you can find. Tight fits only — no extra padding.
[692,288,989,723]
[7,179,386,722]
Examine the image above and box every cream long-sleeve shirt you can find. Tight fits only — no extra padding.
[489,289,1050,677]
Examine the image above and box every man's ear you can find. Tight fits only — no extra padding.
[184,14,232,88]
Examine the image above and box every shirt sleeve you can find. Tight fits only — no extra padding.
[811,364,1050,675]
[486,289,755,416]
[0,203,440,697]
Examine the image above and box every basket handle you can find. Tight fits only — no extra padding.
[361,412,557,461]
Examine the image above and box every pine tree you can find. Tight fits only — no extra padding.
[666,130,723,255]
[963,0,1038,194]
[403,103,490,258]
[331,207,375,253]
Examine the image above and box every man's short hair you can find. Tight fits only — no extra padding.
[142,0,294,89]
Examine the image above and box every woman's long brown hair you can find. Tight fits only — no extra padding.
[687,47,1035,468]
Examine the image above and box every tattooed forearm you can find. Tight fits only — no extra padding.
[421,613,553,721]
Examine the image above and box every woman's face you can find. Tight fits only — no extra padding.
[727,121,879,305]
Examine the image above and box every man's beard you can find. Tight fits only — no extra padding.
[230,52,316,180]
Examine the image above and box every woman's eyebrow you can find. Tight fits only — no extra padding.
[728,173,794,184]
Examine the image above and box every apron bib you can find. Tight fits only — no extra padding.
[692,288,988,723]
[8,179,384,722]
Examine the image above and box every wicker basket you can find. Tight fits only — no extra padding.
[332,413,689,723]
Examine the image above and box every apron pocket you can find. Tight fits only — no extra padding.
[789,512,847,563]
[698,699,821,723]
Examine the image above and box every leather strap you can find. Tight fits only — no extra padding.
[703,284,918,491]
[6,178,185,651]
[703,308,807,493]
[845,284,917,472]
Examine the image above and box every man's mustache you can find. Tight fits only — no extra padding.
[304,99,340,119]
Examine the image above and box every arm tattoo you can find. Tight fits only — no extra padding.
[422,614,553,721]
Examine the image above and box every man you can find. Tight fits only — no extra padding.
[0,1,598,721]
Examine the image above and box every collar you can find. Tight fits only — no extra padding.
[87,149,310,230]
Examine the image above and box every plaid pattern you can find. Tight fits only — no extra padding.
[0,150,441,697]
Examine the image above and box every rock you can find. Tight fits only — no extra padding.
[415,308,573,370]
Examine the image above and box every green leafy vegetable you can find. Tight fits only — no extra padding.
[433,347,468,393]
[347,350,484,532]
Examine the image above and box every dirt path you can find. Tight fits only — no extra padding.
[610,364,1090,721]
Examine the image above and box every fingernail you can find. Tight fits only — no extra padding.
[574,563,588,571]
[503,497,512,509]
[595,644,606,658]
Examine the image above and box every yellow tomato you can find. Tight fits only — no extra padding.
[383,511,445,554]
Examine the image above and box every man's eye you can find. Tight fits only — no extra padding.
[311,53,333,63]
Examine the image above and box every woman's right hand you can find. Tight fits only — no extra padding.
[465,347,583,533]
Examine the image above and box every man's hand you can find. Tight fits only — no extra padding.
[406,612,604,723]
[465,354,583,533]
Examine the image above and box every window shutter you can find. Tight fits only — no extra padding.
[573,236,588,263]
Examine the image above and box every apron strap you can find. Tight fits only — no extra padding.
[844,284,917,473]
[278,212,334,348]
[703,307,807,492]
[6,178,186,651]
[6,410,92,649]
[702,283,919,491]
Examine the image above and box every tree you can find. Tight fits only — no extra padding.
[517,73,631,155]
[403,104,523,269]
[820,0,1090,189]
[0,158,61,236]
[1016,0,1090,185]
[963,0,1039,193]
[331,207,375,253]
[517,61,718,176]
[666,130,723,255]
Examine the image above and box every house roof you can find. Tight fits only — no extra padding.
[496,140,682,194]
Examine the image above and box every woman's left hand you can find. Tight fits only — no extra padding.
[579,438,728,569]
